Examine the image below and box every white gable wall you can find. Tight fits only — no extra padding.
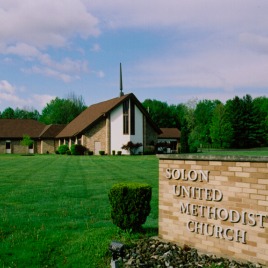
[110,102,143,154]
[131,105,143,154]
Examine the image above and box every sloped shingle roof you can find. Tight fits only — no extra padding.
[0,119,46,138]
[39,124,66,138]
[158,128,181,139]
[57,93,161,138]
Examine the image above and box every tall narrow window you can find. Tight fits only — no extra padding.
[123,100,129,134]
[130,101,135,135]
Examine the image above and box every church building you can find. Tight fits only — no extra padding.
[0,65,162,155]
[56,92,161,155]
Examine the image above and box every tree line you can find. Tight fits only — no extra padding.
[143,95,268,152]
[0,93,267,151]
[0,93,87,125]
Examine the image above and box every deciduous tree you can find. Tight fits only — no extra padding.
[14,107,40,120]
[1,107,15,118]
[210,103,233,148]
[39,93,86,124]
[142,99,179,128]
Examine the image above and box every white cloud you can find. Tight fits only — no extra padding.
[0,0,267,108]
[0,80,55,110]
[4,43,89,82]
[0,0,100,49]
[4,43,41,58]
[0,80,15,93]
[0,92,27,106]
[0,80,30,108]
[0,1,94,82]
[87,0,268,32]
[132,42,268,93]
[86,0,268,95]
[22,66,76,83]
[43,57,88,74]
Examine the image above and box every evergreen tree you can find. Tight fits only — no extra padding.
[242,95,260,147]
[226,95,261,148]
[253,96,268,146]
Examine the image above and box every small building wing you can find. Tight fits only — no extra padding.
[157,128,181,153]
[158,128,181,139]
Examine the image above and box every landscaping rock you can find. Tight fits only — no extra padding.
[122,238,263,268]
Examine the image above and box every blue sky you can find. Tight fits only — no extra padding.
[0,0,268,112]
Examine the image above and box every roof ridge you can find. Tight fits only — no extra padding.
[89,93,131,107]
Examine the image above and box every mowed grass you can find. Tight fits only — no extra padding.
[1,149,267,267]
[0,155,159,267]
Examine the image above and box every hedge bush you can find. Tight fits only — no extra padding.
[108,182,152,231]
[57,144,69,154]
[70,144,87,155]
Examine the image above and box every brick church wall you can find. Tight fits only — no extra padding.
[158,154,268,266]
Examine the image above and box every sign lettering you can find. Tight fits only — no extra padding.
[166,168,268,244]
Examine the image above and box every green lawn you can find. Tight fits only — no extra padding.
[1,150,267,267]
[0,155,159,267]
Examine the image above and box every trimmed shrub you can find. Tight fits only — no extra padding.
[88,150,93,155]
[57,144,69,155]
[99,150,105,155]
[66,150,71,155]
[117,151,122,155]
[70,144,87,155]
[108,182,152,231]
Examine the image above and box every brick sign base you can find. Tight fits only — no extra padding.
[158,154,268,266]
